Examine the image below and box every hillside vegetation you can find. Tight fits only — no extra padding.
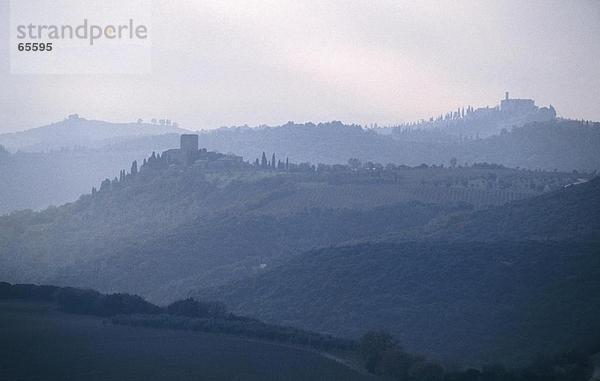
[423,177,600,241]
[0,300,370,381]
[197,240,600,367]
[195,179,600,365]
[1,152,598,369]
[1,156,578,302]
[1,118,598,215]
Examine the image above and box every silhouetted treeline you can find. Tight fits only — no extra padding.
[357,330,596,381]
[0,282,160,316]
[166,297,227,318]
[1,282,597,379]
[112,314,353,351]
[0,282,353,351]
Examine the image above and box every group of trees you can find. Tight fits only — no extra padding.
[387,97,557,141]
[1,282,597,380]
[0,282,161,317]
[113,313,353,352]
[254,152,290,170]
[144,118,178,128]
[166,297,226,318]
[87,145,585,202]
[358,331,596,381]
[0,282,353,352]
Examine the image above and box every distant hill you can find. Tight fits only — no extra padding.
[385,93,557,139]
[1,155,578,302]
[0,115,188,152]
[452,120,600,171]
[0,116,184,214]
[194,180,600,365]
[166,120,599,172]
[70,119,600,172]
[421,176,600,241]
[1,117,598,215]
[1,151,598,369]
[197,241,600,367]
[0,149,147,214]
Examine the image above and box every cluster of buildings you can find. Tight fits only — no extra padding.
[390,92,557,139]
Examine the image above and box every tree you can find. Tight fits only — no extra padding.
[271,153,276,168]
[348,158,361,170]
[167,298,226,318]
[131,160,138,176]
[359,330,397,373]
[99,178,111,192]
[261,152,268,167]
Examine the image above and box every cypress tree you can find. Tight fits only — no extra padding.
[261,152,268,167]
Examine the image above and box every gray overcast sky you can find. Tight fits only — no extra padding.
[1,0,599,133]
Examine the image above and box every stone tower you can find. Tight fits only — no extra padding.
[180,134,198,153]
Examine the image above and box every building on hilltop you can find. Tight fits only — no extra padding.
[162,134,199,165]
[180,134,198,153]
[500,92,536,114]
[500,91,556,121]
[162,134,243,168]
[390,92,557,139]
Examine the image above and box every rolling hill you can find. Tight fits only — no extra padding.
[194,180,600,366]
[0,299,371,381]
[1,117,598,215]
[0,157,579,303]
[422,177,600,241]
[1,152,598,369]
[117,119,600,172]
[0,115,187,152]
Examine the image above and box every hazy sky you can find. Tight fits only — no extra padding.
[1,0,599,133]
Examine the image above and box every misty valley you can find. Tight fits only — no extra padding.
[1,1,600,376]
[1,100,600,380]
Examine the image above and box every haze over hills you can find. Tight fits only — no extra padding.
[1,102,598,371]
[382,92,557,139]
[0,114,188,152]
[0,116,187,214]
[3,1,599,378]
[1,96,599,215]
[1,135,598,368]
[198,240,600,367]
[6,150,572,301]
[194,178,600,366]
[0,284,371,381]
